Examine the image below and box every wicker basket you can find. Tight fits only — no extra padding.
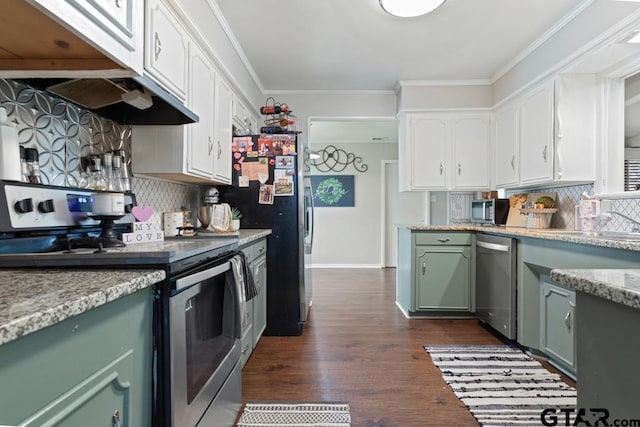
[519,208,558,229]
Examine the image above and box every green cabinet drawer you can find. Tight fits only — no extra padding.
[414,232,472,246]
[253,239,267,259]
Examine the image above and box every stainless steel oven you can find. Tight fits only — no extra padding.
[167,253,244,427]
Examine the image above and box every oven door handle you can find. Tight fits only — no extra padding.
[175,261,232,291]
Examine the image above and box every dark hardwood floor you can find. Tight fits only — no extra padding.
[240,268,572,426]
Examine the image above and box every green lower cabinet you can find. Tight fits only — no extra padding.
[415,246,471,311]
[253,254,267,346]
[0,287,153,427]
[240,237,268,367]
[397,229,474,316]
[540,279,576,372]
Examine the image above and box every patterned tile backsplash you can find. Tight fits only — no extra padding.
[0,78,199,230]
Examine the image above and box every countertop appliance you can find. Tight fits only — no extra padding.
[471,198,510,225]
[219,133,313,336]
[476,233,516,340]
[0,181,245,427]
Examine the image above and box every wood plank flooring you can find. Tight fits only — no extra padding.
[240,268,573,426]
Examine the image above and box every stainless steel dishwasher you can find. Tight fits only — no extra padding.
[476,233,516,340]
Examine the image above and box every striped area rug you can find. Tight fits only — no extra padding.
[424,345,576,427]
[236,402,351,426]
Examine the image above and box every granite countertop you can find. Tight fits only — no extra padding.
[237,229,272,246]
[0,229,272,347]
[399,224,640,252]
[0,269,166,346]
[551,269,640,311]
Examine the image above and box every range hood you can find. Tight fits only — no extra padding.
[19,75,199,126]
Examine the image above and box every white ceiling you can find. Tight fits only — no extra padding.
[214,0,591,92]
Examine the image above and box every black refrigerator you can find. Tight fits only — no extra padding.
[219,133,313,336]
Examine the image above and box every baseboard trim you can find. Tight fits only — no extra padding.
[310,264,383,269]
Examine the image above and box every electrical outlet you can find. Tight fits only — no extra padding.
[600,199,613,213]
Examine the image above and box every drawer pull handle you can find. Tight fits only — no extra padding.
[422,261,426,275]
[564,311,571,331]
[113,410,122,427]
[217,141,222,159]
[437,238,450,243]
[542,145,548,162]
[510,155,515,170]
[115,0,121,7]
[458,163,461,175]
[439,162,444,175]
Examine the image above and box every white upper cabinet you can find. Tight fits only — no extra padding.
[28,0,143,74]
[132,43,235,185]
[144,0,189,101]
[494,102,520,188]
[451,116,491,189]
[519,80,555,185]
[213,75,233,184]
[493,75,597,189]
[408,115,448,190]
[186,43,216,180]
[400,112,490,191]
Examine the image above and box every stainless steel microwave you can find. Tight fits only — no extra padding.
[471,198,510,225]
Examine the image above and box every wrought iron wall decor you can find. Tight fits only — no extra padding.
[310,145,368,173]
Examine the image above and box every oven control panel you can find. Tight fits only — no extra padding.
[0,182,98,231]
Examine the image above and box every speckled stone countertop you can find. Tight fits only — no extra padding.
[551,269,640,311]
[399,224,640,252]
[0,269,165,346]
[0,230,271,347]
[237,229,271,246]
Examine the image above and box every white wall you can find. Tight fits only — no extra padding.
[398,83,493,112]
[309,142,398,268]
[493,0,640,104]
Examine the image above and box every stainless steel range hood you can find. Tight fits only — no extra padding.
[19,75,199,126]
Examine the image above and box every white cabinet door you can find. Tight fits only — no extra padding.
[145,0,189,101]
[494,102,519,188]
[409,115,448,190]
[519,80,554,185]
[30,0,143,73]
[213,75,233,184]
[452,115,490,189]
[186,44,215,179]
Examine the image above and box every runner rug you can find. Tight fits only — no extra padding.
[424,345,576,427]
[236,402,351,426]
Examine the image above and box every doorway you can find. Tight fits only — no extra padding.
[382,161,428,267]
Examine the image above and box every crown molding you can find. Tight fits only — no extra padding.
[264,89,397,96]
[398,79,492,87]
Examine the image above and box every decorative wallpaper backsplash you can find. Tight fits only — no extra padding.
[0,78,199,230]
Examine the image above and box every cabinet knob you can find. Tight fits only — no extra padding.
[154,32,162,60]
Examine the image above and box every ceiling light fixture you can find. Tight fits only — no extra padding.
[379,0,446,18]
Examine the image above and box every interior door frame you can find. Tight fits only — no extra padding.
[380,160,430,268]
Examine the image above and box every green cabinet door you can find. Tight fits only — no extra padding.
[540,279,576,371]
[0,287,153,427]
[414,245,471,311]
[253,253,267,346]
